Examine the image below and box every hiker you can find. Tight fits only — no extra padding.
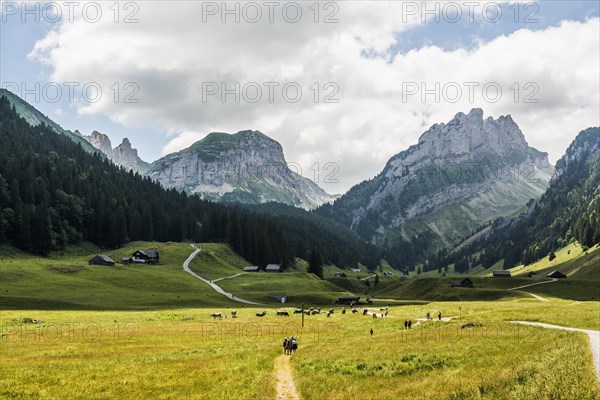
[438,311,442,321]
[283,337,289,355]
[408,320,412,329]
[370,328,373,336]
[289,336,298,353]
[426,312,430,320]
[404,320,408,329]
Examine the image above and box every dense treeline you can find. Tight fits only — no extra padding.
[428,128,600,271]
[0,97,378,268]
[241,203,381,268]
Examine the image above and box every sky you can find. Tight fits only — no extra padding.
[1,1,599,194]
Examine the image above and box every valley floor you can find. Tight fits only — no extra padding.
[1,242,599,399]
[1,302,599,399]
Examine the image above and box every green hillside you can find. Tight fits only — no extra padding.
[0,88,99,154]
[371,245,600,302]
[0,241,356,309]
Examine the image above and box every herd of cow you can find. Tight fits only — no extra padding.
[209,307,390,319]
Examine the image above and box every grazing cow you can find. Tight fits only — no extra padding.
[373,313,377,319]
[277,310,290,316]
[293,309,304,314]
[326,310,333,318]
[211,312,222,319]
[256,311,267,317]
[352,309,358,314]
[342,308,346,315]
[231,310,237,318]
[363,309,368,315]
[328,308,334,314]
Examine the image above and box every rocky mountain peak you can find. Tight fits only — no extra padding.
[146,129,333,209]
[321,109,554,250]
[414,108,527,161]
[119,137,132,149]
[84,130,113,159]
[113,137,150,174]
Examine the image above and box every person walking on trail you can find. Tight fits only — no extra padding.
[283,337,289,355]
[438,311,442,321]
[426,312,430,320]
[408,320,412,329]
[370,328,373,336]
[404,320,408,329]
[290,336,298,354]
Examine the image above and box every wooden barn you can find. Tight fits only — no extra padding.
[451,278,474,288]
[265,264,282,273]
[244,266,259,272]
[493,270,511,278]
[132,250,159,264]
[89,255,115,266]
[547,270,567,279]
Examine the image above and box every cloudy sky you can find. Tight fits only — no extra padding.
[2,1,599,193]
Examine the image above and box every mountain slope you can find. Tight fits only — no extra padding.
[0,88,99,154]
[146,130,334,209]
[316,109,554,264]
[0,96,377,267]
[442,127,600,271]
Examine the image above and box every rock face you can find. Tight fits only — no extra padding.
[316,109,555,247]
[146,130,334,209]
[554,127,600,179]
[84,131,113,159]
[113,138,151,174]
[80,130,150,174]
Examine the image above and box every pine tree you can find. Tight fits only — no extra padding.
[308,248,323,279]
[31,203,53,255]
[110,206,128,248]
[17,205,32,252]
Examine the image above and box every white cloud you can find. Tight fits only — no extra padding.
[26,1,600,193]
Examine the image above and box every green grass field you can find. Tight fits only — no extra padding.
[1,301,598,399]
[1,241,599,399]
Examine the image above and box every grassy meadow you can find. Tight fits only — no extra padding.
[1,300,599,399]
[1,241,599,399]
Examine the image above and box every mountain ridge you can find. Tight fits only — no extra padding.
[146,129,334,210]
[316,108,555,266]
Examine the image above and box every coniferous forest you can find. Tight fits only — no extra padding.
[0,97,380,268]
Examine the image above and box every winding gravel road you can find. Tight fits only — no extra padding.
[183,244,264,305]
[511,321,600,382]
